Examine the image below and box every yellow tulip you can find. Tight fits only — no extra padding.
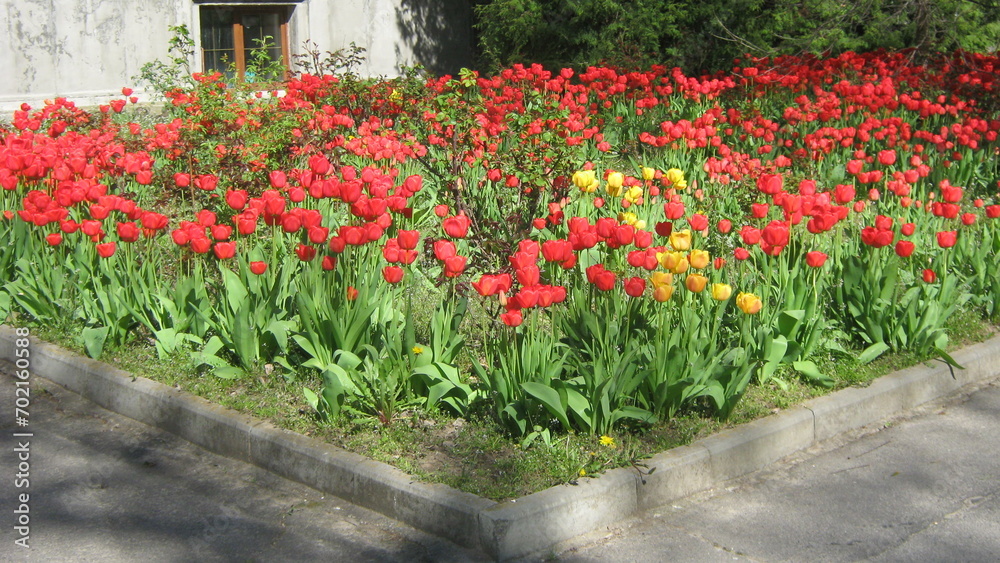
[642,166,656,181]
[665,168,685,185]
[618,212,638,225]
[711,283,733,301]
[624,186,643,204]
[672,256,689,274]
[685,274,708,293]
[689,249,711,269]
[634,219,646,230]
[653,284,674,302]
[573,170,597,192]
[650,271,673,288]
[657,251,680,270]
[736,292,763,314]
[669,229,692,251]
[607,171,624,188]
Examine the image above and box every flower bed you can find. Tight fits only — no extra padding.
[2,49,999,443]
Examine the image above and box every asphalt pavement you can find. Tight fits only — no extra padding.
[0,362,487,562]
[555,377,1000,562]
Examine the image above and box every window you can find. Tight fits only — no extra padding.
[200,6,290,82]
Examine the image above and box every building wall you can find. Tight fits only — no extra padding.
[0,0,472,113]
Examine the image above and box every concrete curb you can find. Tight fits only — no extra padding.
[3,325,998,561]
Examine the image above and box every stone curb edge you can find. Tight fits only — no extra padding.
[2,326,998,561]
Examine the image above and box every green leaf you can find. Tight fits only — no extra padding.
[776,309,805,338]
[933,347,965,371]
[303,387,320,413]
[221,267,248,314]
[759,334,788,383]
[792,360,835,388]
[81,326,109,359]
[522,381,571,431]
[610,405,656,425]
[858,342,890,364]
[213,366,244,379]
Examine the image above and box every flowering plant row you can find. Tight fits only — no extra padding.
[2,49,999,435]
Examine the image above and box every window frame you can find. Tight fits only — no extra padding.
[199,4,292,82]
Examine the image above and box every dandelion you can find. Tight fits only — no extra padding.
[599,435,616,448]
[412,345,424,355]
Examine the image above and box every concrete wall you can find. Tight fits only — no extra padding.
[0,0,472,113]
[1,0,187,111]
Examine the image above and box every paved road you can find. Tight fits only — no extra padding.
[555,377,1000,562]
[0,364,487,562]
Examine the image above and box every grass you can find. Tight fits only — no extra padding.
[12,304,996,501]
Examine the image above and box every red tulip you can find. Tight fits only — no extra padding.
[594,270,616,292]
[308,226,330,244]
[249,261,267,275]
[434,240,457,260]
[751,203,770,218]
[196,210,217,227]
[473,274,511,297]
[171,229,190,246]
[117,222,140,242]
[46,233,62,246]
[895,240,915,257]
[500,309,523,327]
[213,242,236,259]
[382,266,404,284]
[516,265,541,287]
[443,255,466,277]
[923,269,937,283]
[308,154,331,176]
[225,190,248,210]
[397,230,420,250]
[442,214,471,238]
[936,231,958,248]
[194,174,218,191]
[757,173,783,195]
[328,236,346,253]
[269,170,288,189]
[805,251,827,268]
[211,225,232,241]
[739,225,761,245]
[190,237,211,254]
[280,214,302,233]
[664,201,685,220]
[96,242,116,258]
[624,277,646,297]
[761,221,790,247]
[834,184,855,204]
[295,244,317,261]
[688,214,708,231]
[633,229,652,249]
